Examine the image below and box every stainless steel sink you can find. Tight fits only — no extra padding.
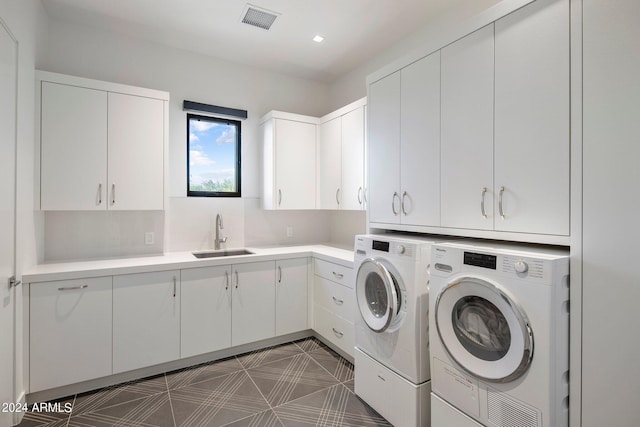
[192,249,254,259]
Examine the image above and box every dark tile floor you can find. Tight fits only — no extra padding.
[18,338,392,427]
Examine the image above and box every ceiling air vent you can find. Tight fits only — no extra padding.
[240,4,280,31]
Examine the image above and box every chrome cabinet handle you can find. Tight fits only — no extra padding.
[336,188,340,206]
[498,186,505,219]
[377,374,386,381]
[225,271,229,290]
[278,189,282,206]
[357,187,363,205]
[98,183,102,205]
[481,187,488,219]
[332,328,344,337]
[278,266,282,283]
[401,191,408,215]
[392,192,400,215]
[332,296,344,305]
[332,271,344,279]
[364,187,368,204]
[111,183,116,205]
[173,276,176,298]
[235,270,239,289]
[58,284,88,291]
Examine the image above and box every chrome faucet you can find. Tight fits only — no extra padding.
[215,213,227,250]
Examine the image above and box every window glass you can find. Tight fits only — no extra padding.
[187,113,241,197]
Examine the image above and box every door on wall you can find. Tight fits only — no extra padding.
[0,16,17,427]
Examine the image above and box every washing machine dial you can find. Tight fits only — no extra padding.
[397,245,406,255]
[514,259,528,273]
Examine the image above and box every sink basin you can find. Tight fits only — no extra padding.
[192,249,254,259]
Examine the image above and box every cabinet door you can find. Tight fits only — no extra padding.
[494,0,569,235]
[368,71,401,224]
[181,266,232,358]
[341,106,365,210]
[232,261,275,346]
[30,277,112,392]
[441,25,495,230]
[108,92,164,210]
[275,258,308,336]
[274,119,316,209]
[40,82,108,211]
[317,117,342,209]
[400,52,441,226]
[113,270,180,373]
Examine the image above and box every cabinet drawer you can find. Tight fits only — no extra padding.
[354,347,429,427]
[314,276,356,323]
[314,304,354,358]
[314,259,353,288]
[30,276,113,392]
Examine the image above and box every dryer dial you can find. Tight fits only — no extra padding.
[514,259,529,273]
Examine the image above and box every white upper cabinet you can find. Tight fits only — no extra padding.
[368,52,441,226]
[317,117,342,209]
[262,113,317,210]
[38,71,168,211]
[367,0,570,243]
[441,25,495,230]
[400,52,441,226]
[368,71,401,224]
[317,100,367,211]
[107,92,164,211]
[494,0,569,235]
[340,105,366,210]
[40,82,108,211]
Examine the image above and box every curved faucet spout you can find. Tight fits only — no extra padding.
[215,213,227,250]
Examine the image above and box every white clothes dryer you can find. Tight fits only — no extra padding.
[429,241,569,427]
[353,234,447,427]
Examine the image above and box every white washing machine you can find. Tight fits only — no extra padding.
[429,241,569,427]
[354,234,447,427]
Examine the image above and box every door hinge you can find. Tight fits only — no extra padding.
[8,276,21,288]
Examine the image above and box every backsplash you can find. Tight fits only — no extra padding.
[44,211,165,262]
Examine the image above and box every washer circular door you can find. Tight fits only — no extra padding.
[356,258,405,333]
[434,276,533,382]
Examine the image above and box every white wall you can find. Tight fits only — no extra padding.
[37,16,346,257]
[0,0,47,421]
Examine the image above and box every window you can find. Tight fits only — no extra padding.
[187,113,241,197]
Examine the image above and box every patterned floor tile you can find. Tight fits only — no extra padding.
[236,343,304,369]
[274,383,391,427]
[222,409,284,427]
[68,392,174,426]
[342,379,355,394]
[308,346,354,382]
[247,353,340,408]
[166,356,244,390]
[292,337,327,353]
[170,370,270,427]
[71,374,167,415]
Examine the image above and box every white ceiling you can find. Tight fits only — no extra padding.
[41,0,476,83]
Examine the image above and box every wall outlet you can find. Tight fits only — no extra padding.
[286,226,293,238]
[144,232,155,245]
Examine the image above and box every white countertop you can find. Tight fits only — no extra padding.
[23,244,355,283]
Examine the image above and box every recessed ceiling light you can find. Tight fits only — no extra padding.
[313,35,325,43]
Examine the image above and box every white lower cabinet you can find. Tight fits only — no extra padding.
[113,270,180,373]
[232,261,276,346]
[313,259,355,357]
[30,276,113,392]
[181,266,232,358]
[275,258,309,336]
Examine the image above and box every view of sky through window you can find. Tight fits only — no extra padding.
[188,114,240,195]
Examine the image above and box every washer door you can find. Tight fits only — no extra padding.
[356,258,403,333]
[435,276,533,382]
